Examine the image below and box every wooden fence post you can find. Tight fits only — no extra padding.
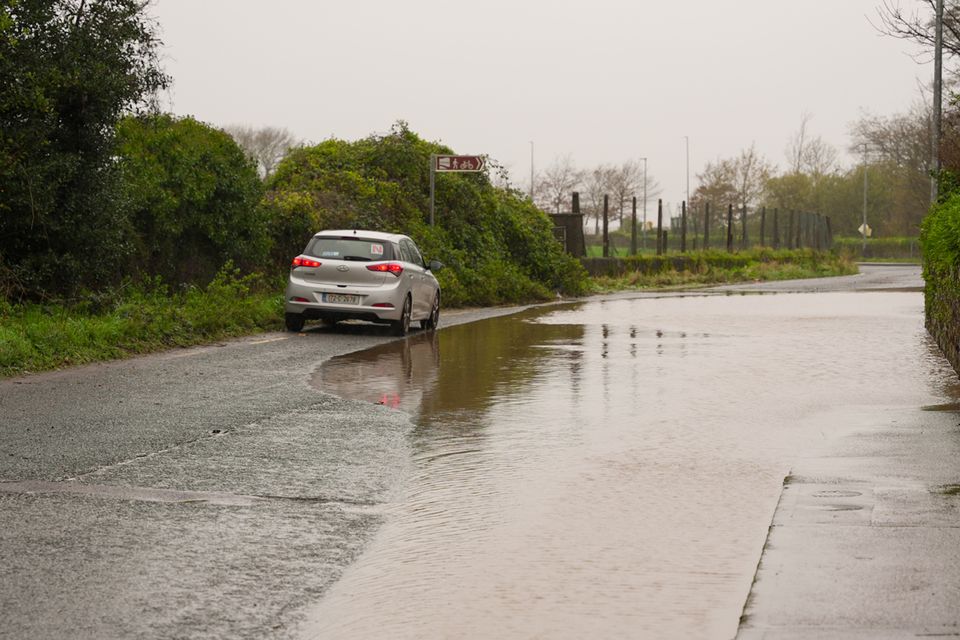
[681,201,687,253]
[704,203,710,250]
[760,206,766,247]
[603,195,609,257]
[726,204,734,253]
[773,208,780,249]
[741,206,748,249]
[657,199,664,256]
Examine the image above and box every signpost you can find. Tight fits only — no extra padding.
[430,154,486,225]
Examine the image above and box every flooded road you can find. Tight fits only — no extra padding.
[302,282,954,638]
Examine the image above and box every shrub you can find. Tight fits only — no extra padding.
[264,122,589,306]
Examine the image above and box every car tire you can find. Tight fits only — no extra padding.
[392,296,411,337]
[421,293,440,330]
[284,313,305,332]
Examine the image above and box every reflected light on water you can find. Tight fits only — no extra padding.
[305,292,954,639]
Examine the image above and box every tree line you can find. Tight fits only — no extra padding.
[534,104,938,243]
[533,157,663,234]
[0,0,588,305]
[694,108,936,238]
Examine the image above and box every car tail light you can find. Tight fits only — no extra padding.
[366,262,404,277]
[292,256,321,268]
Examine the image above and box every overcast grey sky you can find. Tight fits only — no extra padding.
[151,0,930,209]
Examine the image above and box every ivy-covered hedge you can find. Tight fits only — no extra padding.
[921,192,960,371]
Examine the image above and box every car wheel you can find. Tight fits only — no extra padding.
[284,312,305,332]
[392,296,411,336]
[421,293,440,330]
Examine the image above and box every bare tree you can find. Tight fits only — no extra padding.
[850,103,932,171]
[850,103,934,231]
[732,144,774,211]
[786,113,838,177]
[582,164,614,234]
[874,1,960,62]
[786,111,812,174]
[692,158,738,227]
[225,125,299,179]
[606,160,645,224]
[534,155,582,214]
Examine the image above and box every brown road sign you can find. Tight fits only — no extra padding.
[435,155,485,172]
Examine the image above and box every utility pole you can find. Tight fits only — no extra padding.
[684,136,690,206]
[932,0,944,204]
[863,143,868,253]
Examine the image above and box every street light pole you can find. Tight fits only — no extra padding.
[684,136,690,206]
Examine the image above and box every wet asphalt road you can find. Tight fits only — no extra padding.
[0,308,530,639]
[0,264,951,639]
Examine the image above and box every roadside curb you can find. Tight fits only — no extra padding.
[736,405,960,638]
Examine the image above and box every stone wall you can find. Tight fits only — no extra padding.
[925,268,960,374]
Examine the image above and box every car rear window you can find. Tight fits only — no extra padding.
[304,237,395,261]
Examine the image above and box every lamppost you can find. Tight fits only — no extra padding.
[684,136,690,206]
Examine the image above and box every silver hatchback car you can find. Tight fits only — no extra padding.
[284,230,442,335]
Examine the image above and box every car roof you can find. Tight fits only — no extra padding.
[314,230,406,242]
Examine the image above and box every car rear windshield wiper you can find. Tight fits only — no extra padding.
[342,255,373,261]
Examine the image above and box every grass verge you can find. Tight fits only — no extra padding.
[1,252,857,379]
[1,267,283,378]
[590,251,858,292]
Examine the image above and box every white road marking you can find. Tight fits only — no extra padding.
[249,337,289,345]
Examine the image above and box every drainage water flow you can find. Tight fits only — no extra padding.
[303,292,952,639]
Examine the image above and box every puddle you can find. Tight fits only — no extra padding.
[815,504,865,512]
[812,490,863,498]
[921,402,960,412]
[302,291,953,639]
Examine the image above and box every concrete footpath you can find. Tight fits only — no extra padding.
[737,403,960,639]
[735,266,960,638]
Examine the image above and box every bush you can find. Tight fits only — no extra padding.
[116,114,269,284]
[833,236,920,260]
[264,122,589,306]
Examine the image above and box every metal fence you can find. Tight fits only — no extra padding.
[579,192,833,257]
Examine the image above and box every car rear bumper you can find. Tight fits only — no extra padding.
[284,277,403,322]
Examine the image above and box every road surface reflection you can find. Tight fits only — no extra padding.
[307,291,955,639]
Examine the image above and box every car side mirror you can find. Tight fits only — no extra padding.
[428,260,444,272]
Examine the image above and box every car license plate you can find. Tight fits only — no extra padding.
[323,293,360,305]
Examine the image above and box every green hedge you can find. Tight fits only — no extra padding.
[264,123,590,307]
[833,236,920,261]
[921,193,960,371]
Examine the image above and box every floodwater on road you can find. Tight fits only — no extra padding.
[302,289,955,639]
